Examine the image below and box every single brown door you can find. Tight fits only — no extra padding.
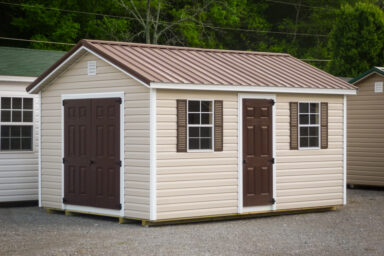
[243,99,273,206]
[64,98,121,210]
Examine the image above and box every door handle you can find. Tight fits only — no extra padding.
[90,160,95,165]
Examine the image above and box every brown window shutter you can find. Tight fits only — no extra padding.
[320,102,328,149]
[177,99,187,152]
[214,100,223,151]
[290,102,299,150]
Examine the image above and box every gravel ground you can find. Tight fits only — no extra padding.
[0,189,383,256]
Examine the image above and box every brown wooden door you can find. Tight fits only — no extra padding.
[242,99,273,206]
[64,98,121,210]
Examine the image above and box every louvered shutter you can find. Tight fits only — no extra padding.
[290,102,299,150]
[320,102,328,149]
[177,99,187,152]
[214,100,223,151]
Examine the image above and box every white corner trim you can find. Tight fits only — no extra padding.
[60,92,125,217]
[0,75,37,83]
[38,91,42,207]
[28,46,150,94]
[343,95,347,205]
[149,88,157,220]
[238,93,277,214]
[151,82,357,95]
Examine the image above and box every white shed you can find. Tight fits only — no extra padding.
[0,47,64,203]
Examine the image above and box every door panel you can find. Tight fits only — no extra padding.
[64,98,121,210]
[243,99,273,207]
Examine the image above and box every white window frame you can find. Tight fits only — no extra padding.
[0,97,34,152]
[298,102,321,150]
[374,81,383,93]
[187,99,214,152]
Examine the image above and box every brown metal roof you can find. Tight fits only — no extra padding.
[27,39,356,92]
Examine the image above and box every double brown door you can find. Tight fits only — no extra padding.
[243,99,274,206]
[63,98,121,210]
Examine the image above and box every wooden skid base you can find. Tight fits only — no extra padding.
[44,205,339,227]
[348,183,384,189]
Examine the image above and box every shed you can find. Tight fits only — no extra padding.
[27,40,356,224]
[347,67,384,187]
[0,46,65,203]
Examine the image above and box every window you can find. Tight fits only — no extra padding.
[0,97,33,151]
[374,82,383,93]
[299,102,320,149]
[187,100,213,150]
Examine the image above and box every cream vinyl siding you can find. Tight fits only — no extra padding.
[348,73,384,187]
[40,53,150,218]
[156,90,238,220]
[0,80,39,202]
[156,91,344,220]
[275,94,344,210]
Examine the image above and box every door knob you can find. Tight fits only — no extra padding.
[90,160,95,165]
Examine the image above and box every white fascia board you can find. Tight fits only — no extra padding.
[28,46,150,94]
[150,82,357,95]
[0,75,37,82]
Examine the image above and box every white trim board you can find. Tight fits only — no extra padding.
[0,75,36,83]
[151,83,357,95]
[343,95,347,205]
[237,93,277,214]
[38,92,42,207]
[149,88,157,220]
[60,92,125,217]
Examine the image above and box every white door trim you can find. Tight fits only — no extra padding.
[238,93,277,214]
[61,92,125,217]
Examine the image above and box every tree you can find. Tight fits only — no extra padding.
[327,2,384,77]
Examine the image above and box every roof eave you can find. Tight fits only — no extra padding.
[349,67,384,84]
[150,82,357,95]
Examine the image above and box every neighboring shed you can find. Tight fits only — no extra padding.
[27,40,356,224]
[347,67,384,187]
[0,46,65,203]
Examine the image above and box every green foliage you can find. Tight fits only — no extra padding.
[328,2,384,76]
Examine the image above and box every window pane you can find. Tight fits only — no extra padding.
[22,126,32,137]
[189,138,199,149]
[12,110,22,122]
[12,98,22,109]
[189,127,199,137]
[22,138,32,150]
[201,101,211,112]
[300,137,308,148]
[23,98,33,110]
[309,127,319,136]
[299,114,309,125]
[188,101,200,112]
[299,103,309,113]
[300,127,309,136]
[188,113,200,124]
[310,103,319,113]
[1,110,10,122]
[200,127,212,138]
[1,138,9,150]
[11,126,21,137]
[200,138,212,149]
[310,114,319,125]
[309,137,319,147]
[201,113,212,124]
[1,97,11,109]
[11,138,21,150]
[1,126,10,137]
[23,111,33,122]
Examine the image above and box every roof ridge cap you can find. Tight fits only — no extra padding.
[82,39,290,56]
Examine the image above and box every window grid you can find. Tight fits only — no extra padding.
[187,100,214,151]
[298,102,320,149]
[0,97,34,151]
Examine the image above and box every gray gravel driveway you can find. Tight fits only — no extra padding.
[0,189,383,256]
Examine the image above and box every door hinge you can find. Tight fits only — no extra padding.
[118,203,122,210]
[270,100,275,106]
[116,160,122,167]
[269,158,275,164]
[62,101,66,106]
[271,198,276,204]
[63,197,67,203]
[62,158,66,164]
[116,98,122,104]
